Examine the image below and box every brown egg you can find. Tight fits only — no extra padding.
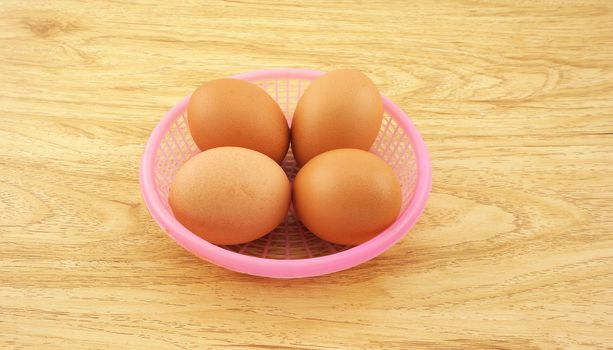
[293,149,401,245]
[187,78,289,163]
[169,147,291,245]
[291,69,383,166]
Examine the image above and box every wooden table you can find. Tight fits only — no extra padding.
[1,1,612,349]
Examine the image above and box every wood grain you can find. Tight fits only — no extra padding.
[1,0,612,349]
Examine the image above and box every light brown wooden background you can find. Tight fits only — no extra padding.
[1,1,612,349]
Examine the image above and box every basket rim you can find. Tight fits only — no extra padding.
[139,68,432,278]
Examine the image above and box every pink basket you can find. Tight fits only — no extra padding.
[139,68,432,278]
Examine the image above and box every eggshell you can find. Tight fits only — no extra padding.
[169,147,291,245]
[187,78,289,163]
[291,69,383,166]
[293,149,401,245]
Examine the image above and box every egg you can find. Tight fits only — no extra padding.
[169,147,291,245]
[187,78,289,163]
[293,149,401,245]
[290,69,383,166]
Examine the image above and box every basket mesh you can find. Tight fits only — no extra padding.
[154,78,417,259]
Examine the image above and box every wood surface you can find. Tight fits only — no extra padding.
[1,1,612,349]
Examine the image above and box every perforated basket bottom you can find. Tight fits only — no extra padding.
[153,78,418,259]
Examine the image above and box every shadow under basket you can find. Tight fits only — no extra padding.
[139,68,432,278]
